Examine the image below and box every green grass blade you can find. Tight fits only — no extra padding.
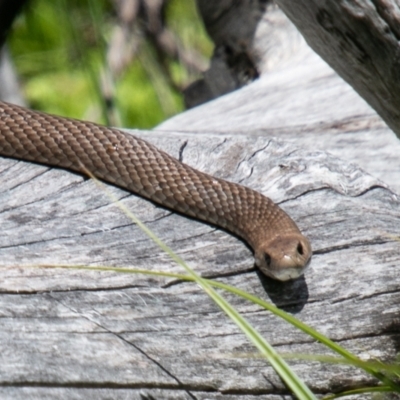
[70,175,317,399]
[50,174,399,395]
[207,280,400,391]
[195,277,317,399]
[41,262,400,393]
[322,385,392,399]
[39,262,315,399]
[282,354,400,376]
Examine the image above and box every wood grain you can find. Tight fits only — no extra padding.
[275,0,400,139]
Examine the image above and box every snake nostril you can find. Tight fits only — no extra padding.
[297,242,304,255]
[264,252,271,267]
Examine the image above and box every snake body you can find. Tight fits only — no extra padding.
[0,101,311,280]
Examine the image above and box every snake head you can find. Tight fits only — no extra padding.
[255,233,312,281]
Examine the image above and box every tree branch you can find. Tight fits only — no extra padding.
[0,0,28,47]
[275,0,400,139]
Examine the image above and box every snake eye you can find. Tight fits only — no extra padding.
[264,252,271,267]
[297,242,304,255]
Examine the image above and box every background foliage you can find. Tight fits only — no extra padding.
[8,0,212,128]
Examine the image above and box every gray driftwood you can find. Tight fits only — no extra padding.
[275,0,400,139]
[1,5,400,400]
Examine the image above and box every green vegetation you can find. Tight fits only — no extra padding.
[8,0,212,128]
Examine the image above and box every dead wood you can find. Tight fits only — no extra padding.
[275,0,400,139]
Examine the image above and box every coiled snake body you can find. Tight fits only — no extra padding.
[0,101,311,281]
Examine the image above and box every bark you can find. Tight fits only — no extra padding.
[0,0,27,47]
[184,0,268,108]
[275,0,400,139]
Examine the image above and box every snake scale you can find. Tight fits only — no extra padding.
[0,101,311,281]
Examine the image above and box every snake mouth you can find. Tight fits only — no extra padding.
[261,259,311,281]
[254,234,312,281]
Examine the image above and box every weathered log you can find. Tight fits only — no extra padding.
[275,0,400,139]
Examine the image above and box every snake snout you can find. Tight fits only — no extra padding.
[255,234,312,281]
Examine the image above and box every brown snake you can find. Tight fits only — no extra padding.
[0,101,311,281]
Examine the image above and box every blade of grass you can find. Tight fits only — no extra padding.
[78,171,317,399]
[36,265,314,399]
[195,278,317,399]
[207,280,400,392]
[322,385,392,399]
[40,262,400,393]
[66,170,400,394]
[282,354,400,376]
